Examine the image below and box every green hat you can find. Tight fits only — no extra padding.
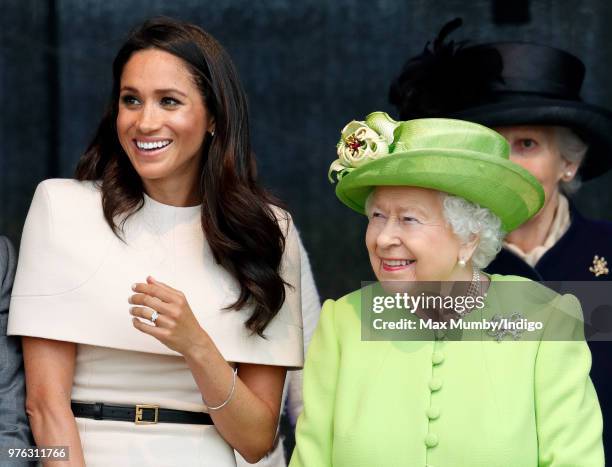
[329,112,544,232]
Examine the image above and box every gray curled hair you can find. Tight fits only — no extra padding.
[554,126,588,195]
[441,194,504,269]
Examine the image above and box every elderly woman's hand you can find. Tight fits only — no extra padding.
[129,276,209,356]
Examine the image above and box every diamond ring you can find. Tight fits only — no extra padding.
[150,310,159,325]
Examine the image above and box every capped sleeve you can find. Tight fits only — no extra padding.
[9,180,303,368]
[8,179,113,343]
[240,208,304,367]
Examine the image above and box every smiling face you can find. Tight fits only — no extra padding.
[117,48,214,202]
[365,186,474,283]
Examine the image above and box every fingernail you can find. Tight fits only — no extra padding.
[128,296,132,304]
[129,307,134,315]
[131,283,137,291]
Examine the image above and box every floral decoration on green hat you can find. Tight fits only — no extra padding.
[329,112,399,181]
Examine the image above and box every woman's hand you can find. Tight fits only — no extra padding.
[129,276,286,462]
[129,276,208,356]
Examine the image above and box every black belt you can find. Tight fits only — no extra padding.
[71,401,213,425]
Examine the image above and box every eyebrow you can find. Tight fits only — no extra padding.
[397,205,429,217]
[119,86,188,98]
[369,202,429,218]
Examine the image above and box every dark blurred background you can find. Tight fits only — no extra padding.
[2,0,612,301]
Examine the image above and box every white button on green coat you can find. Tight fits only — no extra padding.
[425,433,439,448]
[429,378,443,391]
[426,406,441,420]
[431,351,445,365]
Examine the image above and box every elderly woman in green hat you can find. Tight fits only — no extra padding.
[290,113,603,466]
[388,22,612,458]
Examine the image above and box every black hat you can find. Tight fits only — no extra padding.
[389,19,612,180]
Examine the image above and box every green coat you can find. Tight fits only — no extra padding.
[290,275,603,467]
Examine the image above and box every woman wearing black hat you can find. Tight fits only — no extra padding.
[389,19,612,459]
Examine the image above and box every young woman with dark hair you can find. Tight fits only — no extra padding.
[8,17,304,466]
[76,17,287,336]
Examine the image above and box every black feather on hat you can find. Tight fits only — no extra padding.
[389,18,503,120]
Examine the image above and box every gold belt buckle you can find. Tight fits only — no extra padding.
[135,404,159,425]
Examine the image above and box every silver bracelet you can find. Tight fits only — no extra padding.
[204,367,238,411]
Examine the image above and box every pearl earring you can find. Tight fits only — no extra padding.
[458,259,466,267]
[565,170,573,178]
[211,130,215,137]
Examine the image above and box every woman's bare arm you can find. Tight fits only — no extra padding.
[185,347,286,463]
[22,337,85,467]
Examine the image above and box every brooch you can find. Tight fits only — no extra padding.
[487,313,525,342]
[589,255,609,277]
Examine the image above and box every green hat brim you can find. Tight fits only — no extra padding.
[335,148,545,232]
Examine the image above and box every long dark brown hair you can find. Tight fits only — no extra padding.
[75,17,287,336]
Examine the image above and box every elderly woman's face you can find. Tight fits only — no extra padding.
[117,49,213,193]
[494,126,577,205]
[365,186,466,282]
